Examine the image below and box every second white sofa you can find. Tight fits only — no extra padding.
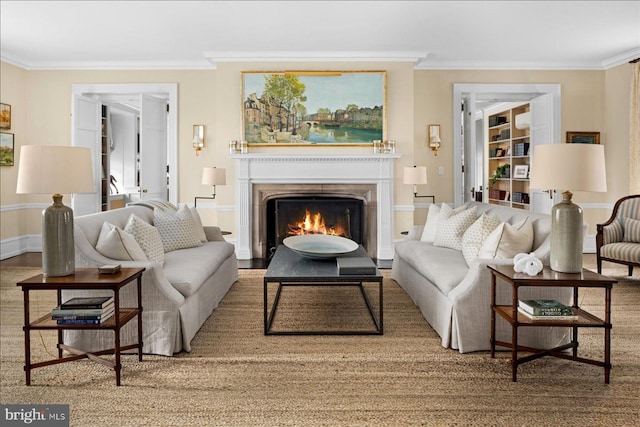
[391,201,572,353]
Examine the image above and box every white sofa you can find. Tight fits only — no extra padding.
[391,201,571,353]
[63,204,238,356]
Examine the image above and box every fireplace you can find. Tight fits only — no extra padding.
[267,196,365,257]
[231,153,400,260]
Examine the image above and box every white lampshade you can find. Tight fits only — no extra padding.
[530,144,607,193]
[202,167,226,186]
[403,166,428,185]
[16,145,95,195]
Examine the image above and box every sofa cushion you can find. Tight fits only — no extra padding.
[478,217,534,259]
[433,204,478,250]
[153,205,203,252]
[623,217,640,243]
[394,240,469,295]
[124,214,165,264]
[600,242,640,263]
[95,221,147,261]
[163,241,236,297]
[461,213,501,266]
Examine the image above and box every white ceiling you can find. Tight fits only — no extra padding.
[1,1,639,70]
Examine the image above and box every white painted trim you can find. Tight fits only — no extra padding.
[0,235,42,260]
[6,48,633,71]
[203,51,429,68]
[581,203,614,210]
[0,203,49,212]
[71,84,178,206]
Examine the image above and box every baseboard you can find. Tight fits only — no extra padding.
[0,235,42,260]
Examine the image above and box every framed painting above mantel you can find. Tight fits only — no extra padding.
[242,71,386,146]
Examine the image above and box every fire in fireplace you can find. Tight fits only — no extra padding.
[267,197,364,256]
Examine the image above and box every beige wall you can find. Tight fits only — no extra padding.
[1,60,634,256]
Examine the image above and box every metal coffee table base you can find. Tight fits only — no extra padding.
[264,280,383,335]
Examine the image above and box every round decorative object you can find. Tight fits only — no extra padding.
[283,235,358,259]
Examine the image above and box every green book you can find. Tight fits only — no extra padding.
[518,299,573,316]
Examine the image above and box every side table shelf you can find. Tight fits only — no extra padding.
[488,265,616,384]
[17,267,145,386]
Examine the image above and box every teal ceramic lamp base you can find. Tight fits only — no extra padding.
[42,194,75,277]
[550,191,583,273]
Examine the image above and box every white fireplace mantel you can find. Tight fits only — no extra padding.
[231,153,401,260]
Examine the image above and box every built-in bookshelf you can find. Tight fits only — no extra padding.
[486,103,531,210]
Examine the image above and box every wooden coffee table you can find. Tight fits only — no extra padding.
[488,265,616,383]
[264,245,383,335]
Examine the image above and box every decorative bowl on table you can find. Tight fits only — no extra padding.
[283,235,358,259]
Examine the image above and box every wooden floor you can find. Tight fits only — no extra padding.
[0,251,608,271]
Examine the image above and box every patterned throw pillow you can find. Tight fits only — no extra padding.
[461,213,501,266]
[477,217,534,259]
[96,221,148,261]
[153,205,203,252]
[623,217,640,243]
[420,203,467,243]
[124,214,165,264]
[433,205,478,250]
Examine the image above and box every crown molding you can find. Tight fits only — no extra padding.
[0,55,213,71]
[202,51,429,68]
[601,47,640,70]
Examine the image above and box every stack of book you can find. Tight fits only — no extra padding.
[51,296,115,325]
[517,299,579,321]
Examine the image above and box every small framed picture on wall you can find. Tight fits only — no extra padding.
[0,132,14,166]
[0,103,10,129]
[566,131,600,144]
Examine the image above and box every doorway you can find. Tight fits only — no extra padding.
[453,83,561,213]
[71,83,178,212]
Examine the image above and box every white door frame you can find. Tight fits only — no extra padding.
[452,83,561,207]
[71,83,178,205]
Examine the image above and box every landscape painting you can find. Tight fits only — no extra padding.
[0,133,14,166]
[242,71,386,145]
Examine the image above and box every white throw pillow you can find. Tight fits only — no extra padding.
[124,214,165,264]
[420,203,467,242]
[433,204,478,250]
[190,207,208,243]
[420,204,440,242]
[95,222,148,261]
[461,213,501,266]
[153,205,203,252]
[477,217,534,259]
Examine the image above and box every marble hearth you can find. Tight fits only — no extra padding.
[230,153,401,260]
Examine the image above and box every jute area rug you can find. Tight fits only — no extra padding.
[1,267,639,426]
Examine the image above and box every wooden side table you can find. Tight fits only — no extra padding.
[17,267,144,386]
[488,265,616,383]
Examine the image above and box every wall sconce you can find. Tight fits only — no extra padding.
[428,124,441,156]
[194,167,226,207]
[403,165,435,203]
[193,124,204,156]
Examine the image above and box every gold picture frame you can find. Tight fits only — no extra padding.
[0,103,11,130]
[242,70,386,146]
[566,131,600,144]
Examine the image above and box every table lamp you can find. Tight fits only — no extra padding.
[16,146,94,276]
[530,143,607,273]
[194,167,226,207]
[403,165,435,203]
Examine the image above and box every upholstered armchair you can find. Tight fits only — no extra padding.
[596,194,640,276]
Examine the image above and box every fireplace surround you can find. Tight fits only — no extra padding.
[231,153,401,260]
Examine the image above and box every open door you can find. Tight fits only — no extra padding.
[462,95,478,203]
[71,94,101,216]
[529,93,556,214]
[133,95,168,202]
